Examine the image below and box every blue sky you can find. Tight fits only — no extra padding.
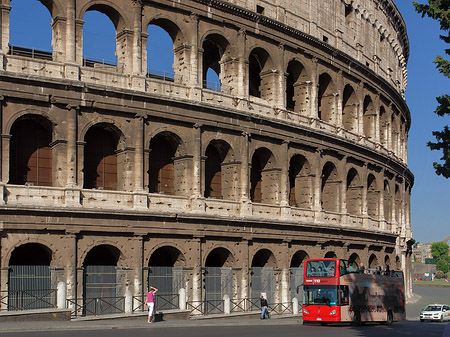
[8,1,449,243]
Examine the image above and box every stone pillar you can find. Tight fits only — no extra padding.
[0,3,11,55]
[280,267,290,305]
[192,124,202,198]
[1,133,10,183]
[134,117,144,191]
[132,1,143,75]
[312,151,322,214]
[76,141,85,188]
[280,141,289,208]
[188,14,199,89]
[237,29,247,98]
[66,105,78,187]
[240,239,250,304]
[64,0,79,80]
[240,132,249,202]
[310,58,318,119]
[0,96,3,182]
[192,238,202,310]
[66,234,77,302]
[117,29,134,74]
[57,282,67,309]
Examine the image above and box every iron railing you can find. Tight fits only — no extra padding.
[8,44,53,61]
[132,293,180,312]
[66,297,125,318]
[0,289,57,311]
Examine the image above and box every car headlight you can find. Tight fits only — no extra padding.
[303,308,310,315]
[329,309,336,315]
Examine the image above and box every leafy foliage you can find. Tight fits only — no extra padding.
[414,1,450,177]
[431,241,450,259]
[437,255,450,273]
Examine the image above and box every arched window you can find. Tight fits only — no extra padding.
[318,73,335,123]
[149,135,177,195]
[321,162,339,212]
[363,96,376,139]
[204,141,234,200]
[250,148,276,204]
[9,0,52,58]
[342,85,357,132]
[288,155,312,208]
[10,117,52,186]
[286,60,308,112]
[83,9,117,66]
[202,34,230,92]
[346,168,362,216]
[249,48,273,100]
[146,22,176,79]
[384,180,392,222]
[379,106,388,148]
[367,174,379,218]
[83,125,119,190]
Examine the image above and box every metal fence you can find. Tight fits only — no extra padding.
[7,265,56,311]
[8,45,53,61]
[204,267,233,314]
[290,267,303,305]
[250,267,274,304]
[67,297,125,317]
[133,293,180,313]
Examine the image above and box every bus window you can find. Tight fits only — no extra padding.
[340,285,349,306]
[306,260,336,277]
[304,285,338,306]
[339,259,359,276]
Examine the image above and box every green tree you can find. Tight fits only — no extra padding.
[437,256,450,273]
[414,1,450,177]
[430,241,450,259]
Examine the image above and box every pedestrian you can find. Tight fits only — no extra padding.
[145,286,158,323]
[260,295,269,320]
[359,262,365,274]
[443,322,450,337]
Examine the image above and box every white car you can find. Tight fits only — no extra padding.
[420,304,450,322]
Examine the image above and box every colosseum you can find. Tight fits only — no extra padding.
[0,0,413,315]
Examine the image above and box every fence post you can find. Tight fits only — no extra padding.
[292,297,299,315]
[57,282,67,309]
[179,288,186,310]
[125,288,132,314]
[223,294,230,315]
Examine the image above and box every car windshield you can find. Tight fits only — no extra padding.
[424,305,442,312]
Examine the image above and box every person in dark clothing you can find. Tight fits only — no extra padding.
[260,295,269,319]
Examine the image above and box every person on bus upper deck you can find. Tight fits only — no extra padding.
[328,266,335,277]
[384,265,390,275]
[359,263,365,274]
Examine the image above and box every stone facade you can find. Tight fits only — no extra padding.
[0,0,414,307]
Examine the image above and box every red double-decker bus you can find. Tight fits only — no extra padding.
[302,258,405,325]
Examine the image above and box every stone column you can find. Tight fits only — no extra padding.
[65,234,77,302]
[1,133,10,183]
[240,132,250,202]
[188,14,199,89]
[132,1,143,75]
[0,3,11,56]
[76,141,86,188]
[191,237,202,311]
[280,267,290,305]
[312,150,322,214]
[192,124,202,198]
[279,141,289,207]
[237,29,247,99]
[66,105,78,187]
[64,0,79,80]
[310,58,318,119]
[133,117,148,209]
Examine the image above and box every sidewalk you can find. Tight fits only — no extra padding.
[0,313,302,332]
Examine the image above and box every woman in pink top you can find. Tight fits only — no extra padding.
[145,286,158,323]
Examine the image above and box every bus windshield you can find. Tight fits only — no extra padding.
[305,260,336,277]
[304,285,338,306]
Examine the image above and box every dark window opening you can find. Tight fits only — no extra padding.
[256,5,265,14]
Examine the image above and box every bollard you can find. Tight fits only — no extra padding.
[292,297,299,315]
[223,294,231,314]
[125,288,132,314]
[57,282,66,309]
[179,288,186,310]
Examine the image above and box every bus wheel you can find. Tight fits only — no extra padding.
[386,310,393,326]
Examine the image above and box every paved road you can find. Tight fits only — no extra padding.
[0,319,446,337]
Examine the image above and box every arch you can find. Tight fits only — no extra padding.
[286,59,308,112]
[363,96,376,139]
[148,246,185,267]
[248,47,274,100]
[205,247,235,267]
[318,73,335,123]
[251,249,277,268]
[83,244,121,266]
[290,250,309,268]
[368,254,378,269]
[325,251,337,258]
[379,105,388,148]
[367,174,379,218]
[342,84,358,132]
[384,255,391,268]
[250,147,277,204]
[202,34,231,92]
[9,116,53,186]
[149,132,183,195]
[346,168,362,216]
[9,0,53,53]
[395,256,401,270]
[204,140,234,199]
[288,154,312,208]
[348,253,360,265]
[395,184,401,223]
[79,2,127,32]
[147,17,183,45]
[83,123,121,190]
[9,243,52,266]
[321,162,339,212]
